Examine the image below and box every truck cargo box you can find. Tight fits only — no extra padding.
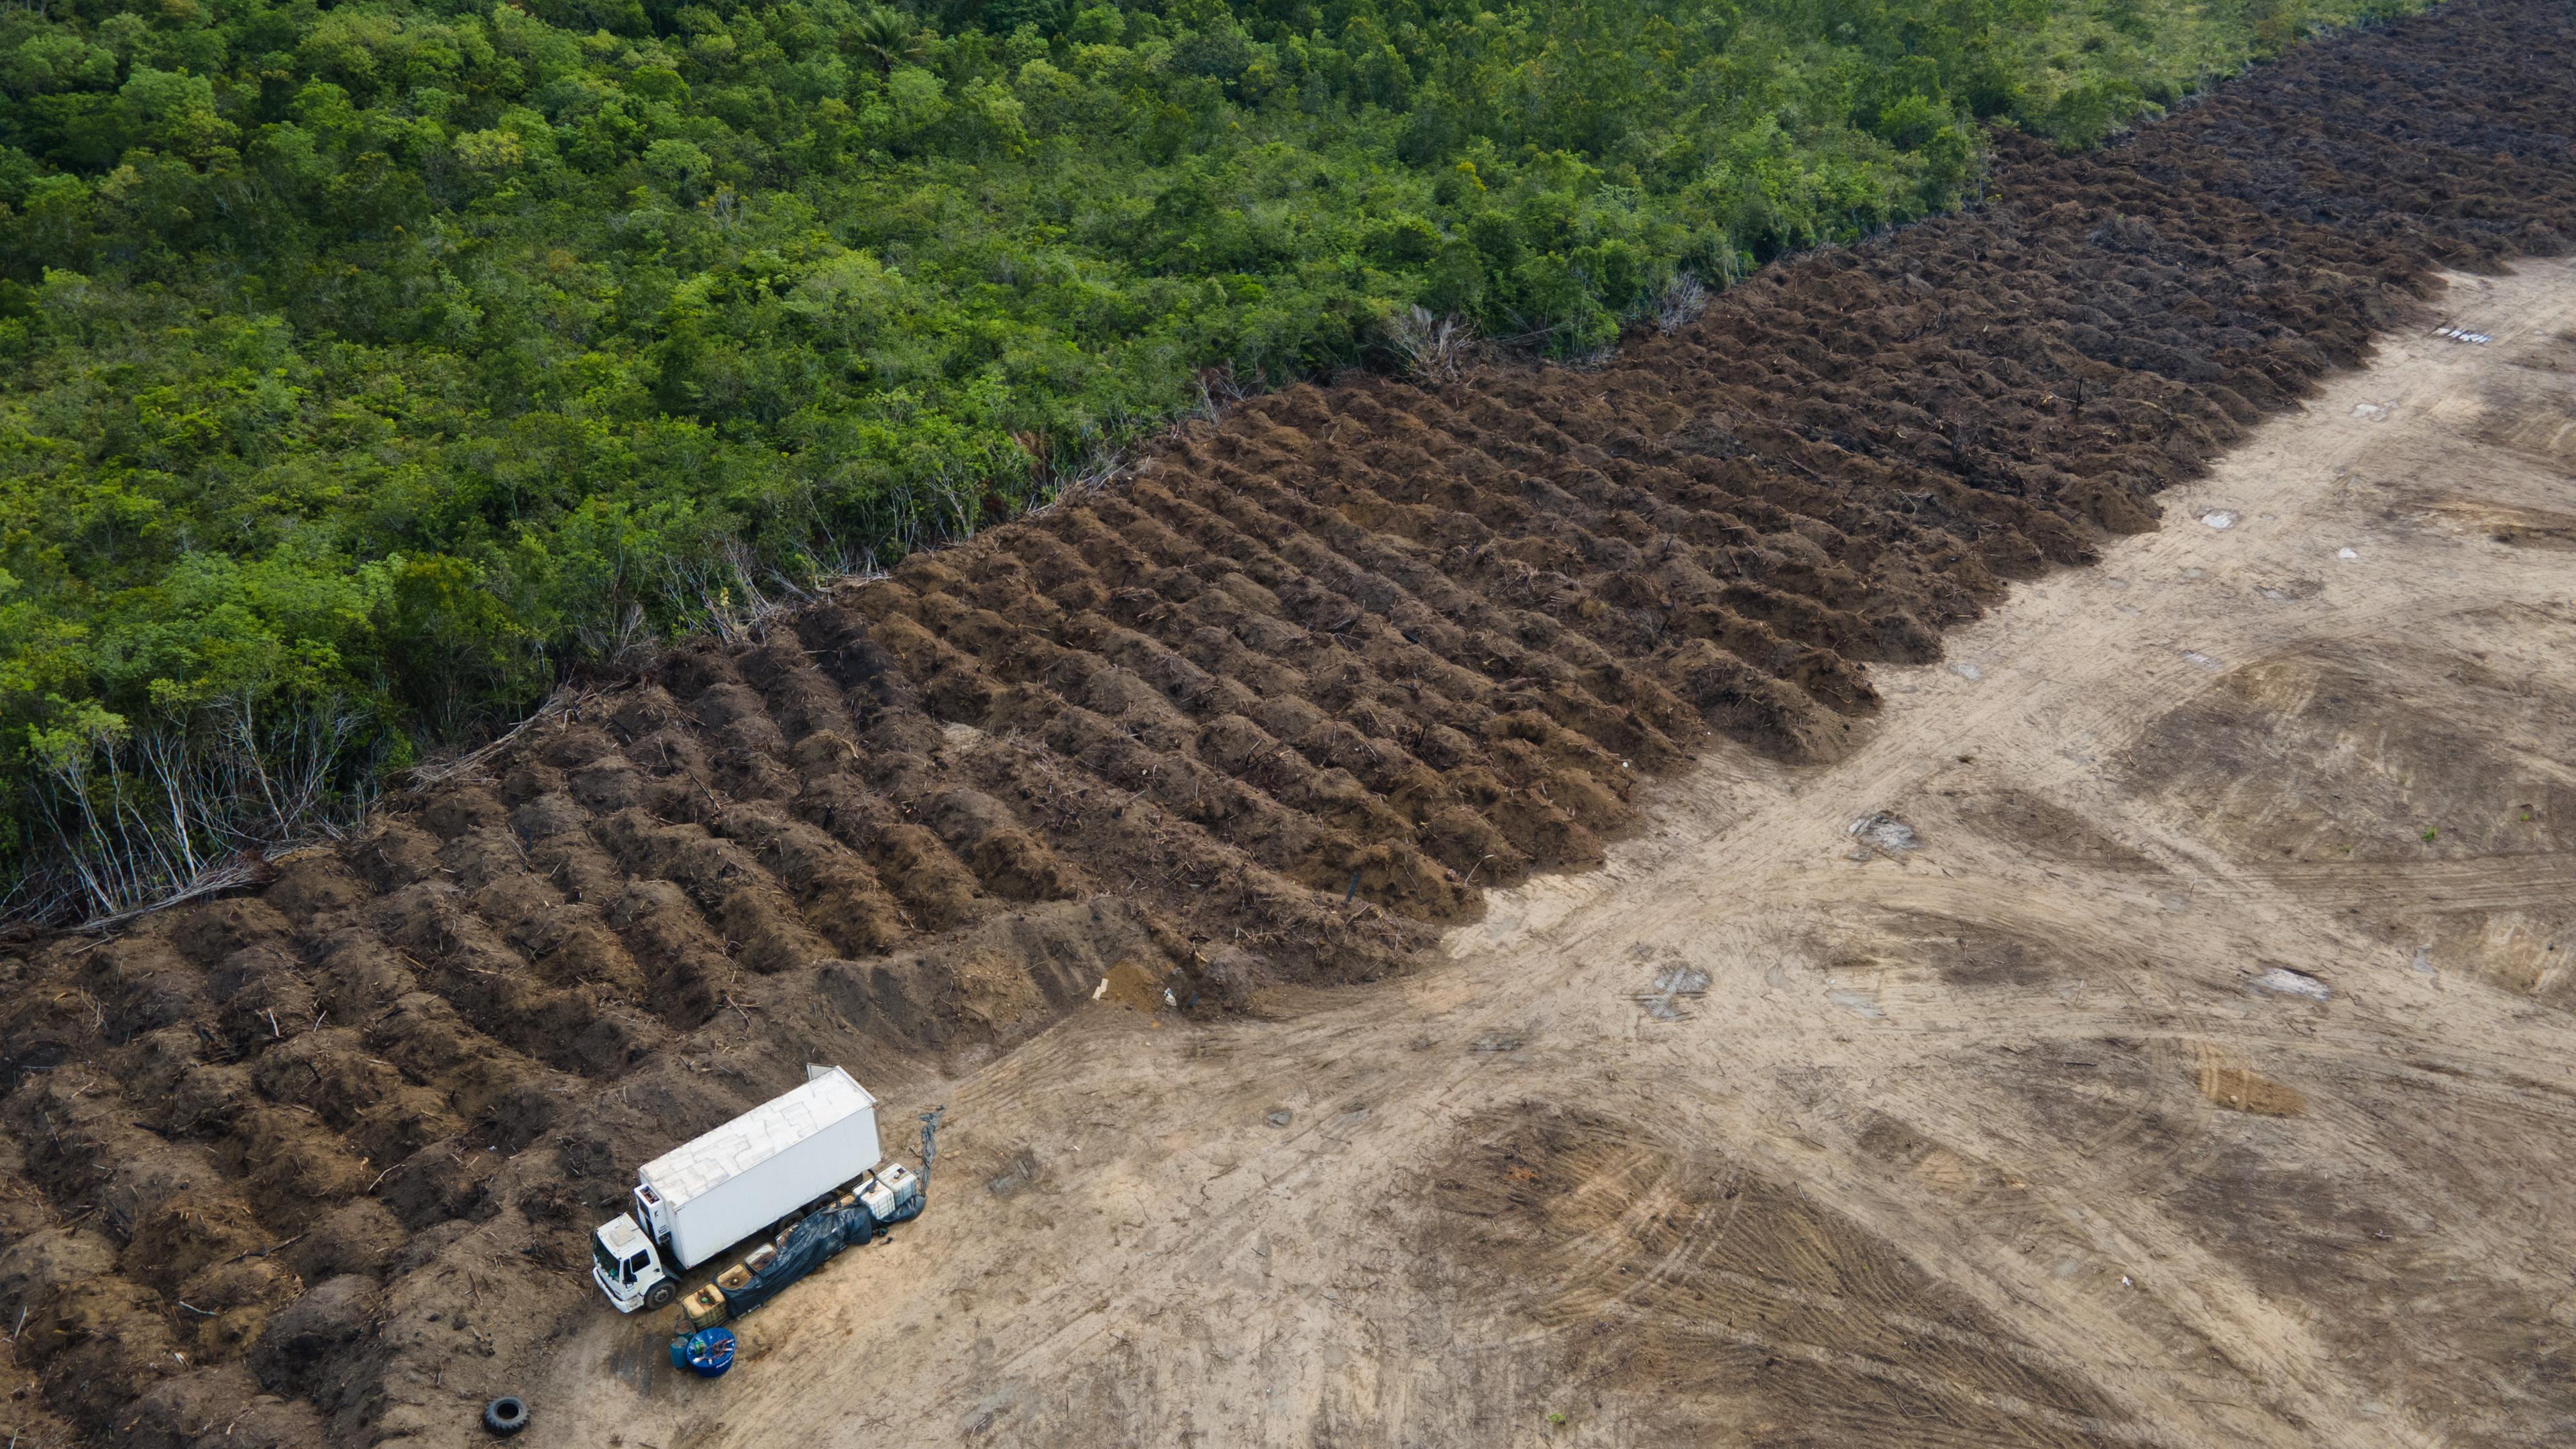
[635,1066,880,1270]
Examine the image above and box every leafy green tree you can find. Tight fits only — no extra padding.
[853,8,927,75]
[0,0,2426,906]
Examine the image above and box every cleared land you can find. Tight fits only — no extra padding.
[4,3,2576,1446]
[527,252,2576,1449]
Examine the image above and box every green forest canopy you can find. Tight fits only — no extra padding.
[0,0,2422,898]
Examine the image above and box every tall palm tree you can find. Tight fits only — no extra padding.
[853,8,921,76]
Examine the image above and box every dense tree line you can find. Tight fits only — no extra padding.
[0,0,2418,908]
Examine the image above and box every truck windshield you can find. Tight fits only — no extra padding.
[592,1234,625,1282]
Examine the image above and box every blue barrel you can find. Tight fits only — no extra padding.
[669,1326,737,1379]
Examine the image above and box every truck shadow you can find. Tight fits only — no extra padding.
[608,1316,679,1399]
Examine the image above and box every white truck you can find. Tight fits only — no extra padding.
[591,1065,921,1313]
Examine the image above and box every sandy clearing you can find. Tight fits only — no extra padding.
[531,258,2576,1449]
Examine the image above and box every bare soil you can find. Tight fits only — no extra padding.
[4,2,2576,1444]
[533,252,2576,1449]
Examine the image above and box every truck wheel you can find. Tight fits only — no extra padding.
[482,1396,529,1436]
[646,1279,678,1309]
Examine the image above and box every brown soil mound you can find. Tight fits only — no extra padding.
[5,1,2576,1441]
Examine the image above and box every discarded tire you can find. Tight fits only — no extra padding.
[484,1396,529,1436]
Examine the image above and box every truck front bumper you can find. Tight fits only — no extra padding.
[594,1265,643,1313]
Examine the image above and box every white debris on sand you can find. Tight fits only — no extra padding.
[1847,811,1921,855]
[2253,967,2333,1001]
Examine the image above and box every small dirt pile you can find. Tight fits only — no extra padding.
[3,1,2575,1443]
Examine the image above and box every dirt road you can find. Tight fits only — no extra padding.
[529,260,2576,1448]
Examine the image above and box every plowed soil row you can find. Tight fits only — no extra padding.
[4,2,2573,1444]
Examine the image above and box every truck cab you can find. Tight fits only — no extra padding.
[592,1214,676,1313]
